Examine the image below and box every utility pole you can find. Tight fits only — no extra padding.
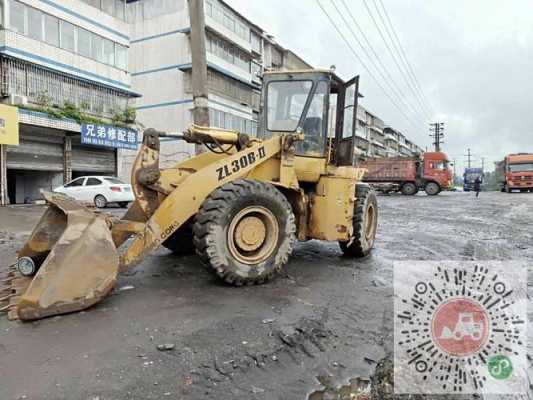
[481,157,485,172]
[0,144,6,205]
[188,0,209,154]
[464,148,473,169]
[429,122,444,152]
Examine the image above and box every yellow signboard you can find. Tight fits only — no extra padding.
[0,104,19,146]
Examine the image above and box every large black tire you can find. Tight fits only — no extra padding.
[339,184,378,257]
[162,218,195,255]
[424,181,441,196]
[401,182,417,195]
[193,179,296,286]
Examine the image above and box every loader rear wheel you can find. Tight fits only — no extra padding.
[162,218,195,255]
[339,184,378,258]
[193,179,296,286]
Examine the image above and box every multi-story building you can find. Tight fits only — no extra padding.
[0,0,138,204]
[122,0,311,175]
[355,104,423,160]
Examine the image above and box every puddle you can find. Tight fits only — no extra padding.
[308,376,371,400]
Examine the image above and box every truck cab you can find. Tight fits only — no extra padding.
[421,152,453,193]
[463,168,483,192]
[502,153,533,192]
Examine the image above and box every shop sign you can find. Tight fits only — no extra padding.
[81,123,139,150]
[0,104,19,146]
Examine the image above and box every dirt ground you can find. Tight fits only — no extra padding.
[0,191,532,400]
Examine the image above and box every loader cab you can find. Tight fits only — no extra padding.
[259,69,361,166]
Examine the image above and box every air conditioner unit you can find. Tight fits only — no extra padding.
[9,94,28,106]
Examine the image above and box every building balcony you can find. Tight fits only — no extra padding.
[206,52,252,84]
[385,133,398,142]
[0,30,132,93]
[205,15,252,54]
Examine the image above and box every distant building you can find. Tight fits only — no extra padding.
[356,105,422,160]
[0,0,138,205]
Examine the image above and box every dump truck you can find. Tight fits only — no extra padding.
[463,167,483,192]
[0,69,379,321]
[359,152,453,195]
[497,153,533,193]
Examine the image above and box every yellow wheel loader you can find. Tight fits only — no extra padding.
[0,69,378,321]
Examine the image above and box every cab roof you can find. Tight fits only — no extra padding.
[263,68,345,84]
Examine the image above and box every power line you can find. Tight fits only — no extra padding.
[314,0,422,132]
[361,0,432,120]
[371,0,433,118]
[336,0,428,127]
[375,0,435,116]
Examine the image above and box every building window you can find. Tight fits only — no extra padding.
[80,0,126,21]
[77,28,92,58]
[9,1,128,70]
[27,7,43,41]
[60,20,76,52]
[205,0,249,41]
[209,108,256,136]
[103,38,115,66]
[206,32,250,73]
[10,1,25,34]
[44,14,59,47]
[251,31,261,54]
[116,44,127,70]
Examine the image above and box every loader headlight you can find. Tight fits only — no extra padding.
[17,256,36,277]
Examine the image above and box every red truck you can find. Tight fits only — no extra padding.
[497,153,533,193]
[360,151,453,196]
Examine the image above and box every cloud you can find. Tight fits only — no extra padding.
[225,0,533,171]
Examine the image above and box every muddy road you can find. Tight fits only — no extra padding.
[0,191,532,400]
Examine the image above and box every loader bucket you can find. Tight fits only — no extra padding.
[0,192,119,321]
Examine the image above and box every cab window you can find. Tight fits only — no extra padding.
[296,81,328,157]
[430,161,447,169]
[267,80,312,132]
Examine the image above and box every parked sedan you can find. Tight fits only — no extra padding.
[54,176,134,208]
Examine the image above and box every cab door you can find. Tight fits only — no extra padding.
[333,76,360,166]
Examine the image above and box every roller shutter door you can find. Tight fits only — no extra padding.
[6,130,63,171]
[71,136,116,173]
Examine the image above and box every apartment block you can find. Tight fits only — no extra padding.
[355,104,423,159]
[0,0,138,204]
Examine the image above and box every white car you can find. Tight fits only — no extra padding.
[54,176,134,208]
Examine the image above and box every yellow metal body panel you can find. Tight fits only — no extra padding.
[308,176,356,241]
[294,157,327,182]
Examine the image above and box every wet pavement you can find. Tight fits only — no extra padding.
[0,191,531,400]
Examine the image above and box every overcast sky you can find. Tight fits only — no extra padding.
[225,0,533,172]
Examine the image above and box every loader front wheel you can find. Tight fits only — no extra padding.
[162,218,195,255]
[193,179,296,286]
[339,184,378,258]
